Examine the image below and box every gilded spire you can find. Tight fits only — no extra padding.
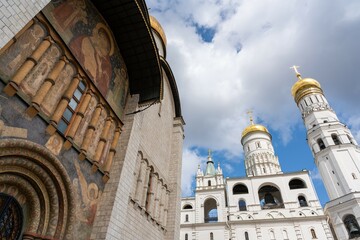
[290,65,302,80]
[247,110,254,125]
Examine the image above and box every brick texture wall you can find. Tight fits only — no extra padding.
[0,0,50,48]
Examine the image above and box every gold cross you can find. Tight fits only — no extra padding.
[246,110,254,125]
[290,65,302,80]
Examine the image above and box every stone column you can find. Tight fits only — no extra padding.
[79,104,102,160]
[4,36,52,96]
[46,75,81,135]
[92,116,112,172]
[153,181,163,221]
[163,190,170,227]
[63,90,92,149]
[26,56,67,118]
[102,126,122,183]
[158,185,166,224]
[134,159,147,203]
[140,167,151,208]
[146,173,158,215]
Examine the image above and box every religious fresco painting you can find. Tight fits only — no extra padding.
[43,0,129,118]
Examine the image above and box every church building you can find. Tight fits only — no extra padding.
[0,0,184,239]
[180,119,333,239]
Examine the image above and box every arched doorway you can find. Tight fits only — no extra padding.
[0,193,23,240]
[204,198,218,223]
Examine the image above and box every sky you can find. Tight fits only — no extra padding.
[147,0,360,206]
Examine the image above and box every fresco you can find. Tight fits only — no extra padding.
[43,0,129,118]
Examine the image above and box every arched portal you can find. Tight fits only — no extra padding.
[258,185,284,209]
[0,139,75,239]
[0,193,23,240]
[204,198,218,223]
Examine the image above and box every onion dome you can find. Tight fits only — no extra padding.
[241,123,270,139]
[150,16,167,46]
[241,111,270,140]
[290,66,323,104]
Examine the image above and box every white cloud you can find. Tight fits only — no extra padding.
[148,0,360,195]
[181,148,207,196]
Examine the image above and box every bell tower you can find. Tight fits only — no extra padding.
[241,112,282,177]
[291,66,360,239]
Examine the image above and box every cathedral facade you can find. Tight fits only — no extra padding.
[180,122,333,240]
[0,1,184,239]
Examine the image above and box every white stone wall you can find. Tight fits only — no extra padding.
[0,0,50,48]
[100,67,183,240]
[180,171,334,240]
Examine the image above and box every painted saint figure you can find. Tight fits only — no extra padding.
[70,23,114,96]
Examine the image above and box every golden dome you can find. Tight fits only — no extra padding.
[291,78,323,104]
[291,78,321,97]
[150,16,167,46]
[241,124,270,139]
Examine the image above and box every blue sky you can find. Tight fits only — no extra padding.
[147,0,360,207]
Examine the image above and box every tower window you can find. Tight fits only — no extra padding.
[245,231,249,240]
[185,214,189,222]
[263,168,266,173]
[298,196,308,207]
[210,232,214,240]
[239,200,247,211]
[256,142,261,148]
[317,138,325,150]
[185,233,188,240]
[352,173,357,179]
[289,179,307,189]
[233,184,249,194]
[347,135,354,144]
[331,134,341,145]
[208,180,211,186]
[311,229,317,239]
[344,214,360,238]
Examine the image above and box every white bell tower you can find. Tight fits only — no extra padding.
[241,112,282,177]
[291,66,360,239]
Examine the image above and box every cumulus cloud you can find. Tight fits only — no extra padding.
[181,148,207,196]
[147,0,360,195]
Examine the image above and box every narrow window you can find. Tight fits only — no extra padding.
[245,231,249,240]
[58,80,86,134]
[352,173,357,179]
[256,141,261,148]
[263,168,266,173]
[208,180,211,186]
[315,95,320,102]
[185,214,189,222]
[283,230,289,240]
[270,230,275,240]
[309,96,314,103]
[304,99,308,106]
[210,232,214,240]
[311,229,317,239]
[332,134,341,145]
[317,138,325,150]
[239,200,247,211]
[348,135,354,144]
[247,145,250,151]
[185,233,188,240]
[298,196,308,207]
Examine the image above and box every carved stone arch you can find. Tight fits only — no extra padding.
[0,139,75,239]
